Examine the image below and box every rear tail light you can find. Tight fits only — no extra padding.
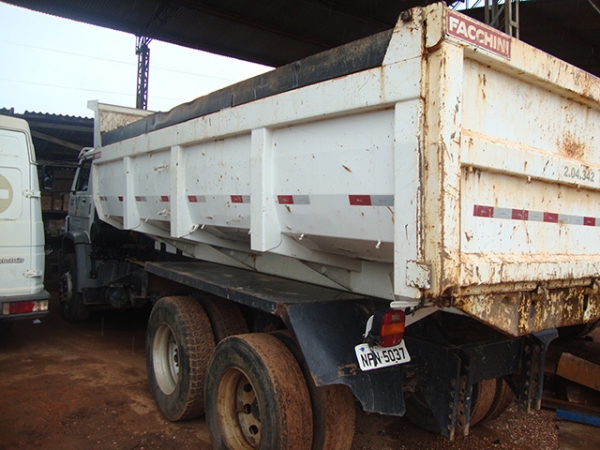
[379,310,405,347]
[2,300,48,316]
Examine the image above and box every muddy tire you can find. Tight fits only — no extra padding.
[146,296,215,421]
[404,388,441,433]
[405,377,512,433]
[59,254,90,322]
[272,330,355,450]
[481,377,514,422]
[469,379,497,426]
[197,294,248,341]
[205,333,313,450]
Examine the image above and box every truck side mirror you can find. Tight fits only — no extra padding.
[42,165,54,191]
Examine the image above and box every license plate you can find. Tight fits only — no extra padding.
[354,341,411,371]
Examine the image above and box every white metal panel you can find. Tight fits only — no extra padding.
[131,150,171,222]
[181,134,252,242]
[91,3,600,311]
[422,40,466,296]
[251,128,280,252]
[271,109,395,257]
[94,158,125,222]
[0,117,45,296]
[394,99,425,297]
[461,60,600,163]
[458,53,600,288]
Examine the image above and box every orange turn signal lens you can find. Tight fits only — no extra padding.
[379,310,406,347]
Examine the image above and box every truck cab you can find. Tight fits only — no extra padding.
[0,115,49,327]
[59,149,155,321]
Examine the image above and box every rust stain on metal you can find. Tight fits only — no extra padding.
[559,133,586,159]
[273,303,288,318]
[452,283,600,336]
[337,362,358,378]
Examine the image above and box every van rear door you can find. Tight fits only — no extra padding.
[0,115,48,320]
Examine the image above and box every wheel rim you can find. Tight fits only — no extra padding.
[217,368,262,449]
[153,323,180,395]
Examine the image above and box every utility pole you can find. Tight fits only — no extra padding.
[136,36,152,110]
[134,2,179,110]
[484,0,520,38]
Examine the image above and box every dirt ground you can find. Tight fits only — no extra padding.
[0,289,562,450]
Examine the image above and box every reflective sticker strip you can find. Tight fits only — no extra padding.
[135,196,147,202]
[349,195,394,206]
[160,196,170,202]
[277,195,310,205]
[474,205,599,227]
[188,195,207,203]
[231,195,250,204]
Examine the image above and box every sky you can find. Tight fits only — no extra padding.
[0,3,271,118]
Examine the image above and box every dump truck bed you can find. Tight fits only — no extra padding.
[91,4,600,336]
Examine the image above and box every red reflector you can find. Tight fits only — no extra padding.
[379,310,405,347]
[9,301,35,315]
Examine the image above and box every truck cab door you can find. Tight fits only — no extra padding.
[67,157,94,237]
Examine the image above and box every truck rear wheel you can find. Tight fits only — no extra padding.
[469,379,497,425]
[480,377,514,422]
[205,333,313,450]
[59,254,90,322]
[272,330,355,450]
[197,294,248,341]
[146,296,215,421]
[404,377,514,433]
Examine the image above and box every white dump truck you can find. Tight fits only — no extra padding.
[60,3,600,447]
[0,115,49,329]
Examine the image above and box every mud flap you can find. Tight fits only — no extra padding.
[284,300,406,416]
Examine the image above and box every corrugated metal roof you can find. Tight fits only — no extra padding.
[0,109,93,162]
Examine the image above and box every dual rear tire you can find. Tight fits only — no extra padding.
[205,334,313,450]
[146,296,215,421]
[404,377,515,433]
[146,295,355,450]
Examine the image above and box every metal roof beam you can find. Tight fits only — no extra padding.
[31,130,82,151]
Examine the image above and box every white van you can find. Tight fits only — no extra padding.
[0,115,49,327]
